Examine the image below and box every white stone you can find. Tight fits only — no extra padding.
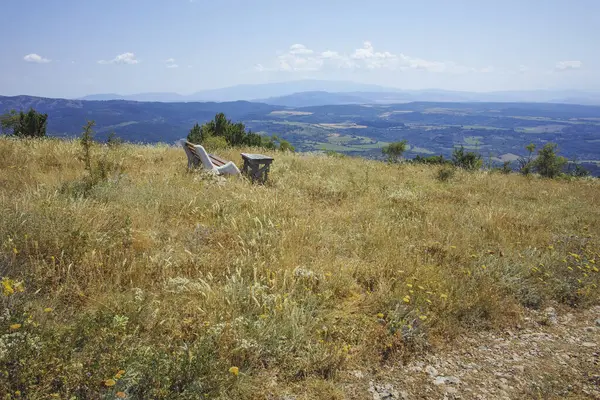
[425,365,439,377]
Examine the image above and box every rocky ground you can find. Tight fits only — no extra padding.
[344,306,599,399]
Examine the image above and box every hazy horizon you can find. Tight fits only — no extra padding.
[1,0,598,98]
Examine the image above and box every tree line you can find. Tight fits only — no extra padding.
[186,112,294,152]
[381,140,589,178]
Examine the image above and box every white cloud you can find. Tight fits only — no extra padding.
[258,41,484,74]
[555,60,582,71]
[351,41,398,70]
[271,44,324,72]
[98,52,139,65]
[24,53,51,63]
[165,58,179,68]
[289,44,314,55]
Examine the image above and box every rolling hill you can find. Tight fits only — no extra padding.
[1,94,600,175]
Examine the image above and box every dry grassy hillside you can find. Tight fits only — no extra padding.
[0,137,599,399]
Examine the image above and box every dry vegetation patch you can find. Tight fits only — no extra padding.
[0,138,599,398]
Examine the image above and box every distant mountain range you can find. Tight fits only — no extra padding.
[259,89,600,107]
[78,79,600,106]
[79,80,393,103]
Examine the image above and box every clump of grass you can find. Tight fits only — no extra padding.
[436,165,456,182]
[0,137,598,398]
[61,121,125,197]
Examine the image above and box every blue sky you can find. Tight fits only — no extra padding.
[1,0,597,98]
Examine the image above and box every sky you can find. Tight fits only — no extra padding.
[1,0,598,98]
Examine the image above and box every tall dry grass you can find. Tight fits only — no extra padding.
[0,137,598,399]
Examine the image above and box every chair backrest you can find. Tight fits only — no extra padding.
[183,142,200,168]
[184,141,227,168]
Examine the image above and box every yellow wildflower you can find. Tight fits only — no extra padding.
[10,324,21,330]
[419,315,428,321]
[440,293,448,300]
[2,278,14,296]
[44,307,53,313]
[548,245,554,250]
[104,379,116,387]
[13,248,18,255]
[229,366,239,376]
[403,295,410,303]
[406,283,413,288]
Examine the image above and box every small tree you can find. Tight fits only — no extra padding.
[0,110,18,135]
[107,132,123,147]
[412,154,450,165]
[187,123,204,144]
[382,140,408,163]
[452,146,482,170]
[518,143,536,175]
[278,138,295,152]
[532,143,567,178]
[0,108,48,137]
[570,164,590,178]
[80,121,96,173]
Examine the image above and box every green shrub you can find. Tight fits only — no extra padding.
[452,146,482,170]
[382,140,408,163]
[518,143,536,175]
[69,121,124,196]
[532,143,567,178]
[261,135,295,152]
[325,150,346,158]
[569,164,590,178]
[186,114,294,151]
[0,108,48,138]
[411,154,450,165]
[203,135,229,151]
[436,165,455,182]
[501,161,512,174]
[107,132,124,147]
